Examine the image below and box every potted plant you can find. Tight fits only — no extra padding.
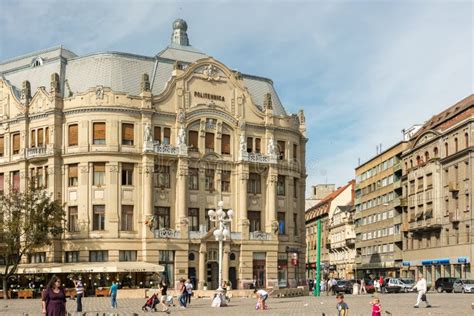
[203,282,208,291]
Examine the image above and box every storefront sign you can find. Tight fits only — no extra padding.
[458,257,469,264]
[402,261,411,267]
[194,91,225,102]
[422,258,450,265]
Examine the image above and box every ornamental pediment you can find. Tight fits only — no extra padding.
[0,78,24,118]
[28,87,53,115]
[413,130,440,148]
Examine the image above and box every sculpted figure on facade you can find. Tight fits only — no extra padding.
[267,137,276,156]
[144,124,153,143]
[177,126,186,146]
[239,134,247,153]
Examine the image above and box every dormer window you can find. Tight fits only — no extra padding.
[31,57,44,67]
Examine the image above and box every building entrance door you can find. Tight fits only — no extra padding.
[207,262,218,290]
[229,267,237,289]
[253,260,266,288]
[188,267,196,289]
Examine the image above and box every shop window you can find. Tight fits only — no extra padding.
[159,251,175,286]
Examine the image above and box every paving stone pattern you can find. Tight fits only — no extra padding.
[0,293,473,316]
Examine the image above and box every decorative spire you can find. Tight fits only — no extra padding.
[171,19,190,46]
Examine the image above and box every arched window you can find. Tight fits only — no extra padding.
[445,142,449,156]
[188,252,195,261]
[230,253,236,261]
[424,151,430,162]
[433,147,438,157]
[31,57,43,67]
[416,155,421,166]
[454,138,458,152]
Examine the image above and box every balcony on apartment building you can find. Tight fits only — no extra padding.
[25,144,55,159]
[408,209,442,232]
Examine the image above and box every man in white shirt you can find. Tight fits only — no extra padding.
[412,275,431,308]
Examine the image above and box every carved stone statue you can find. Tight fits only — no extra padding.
[144,124,153,142]
[239,134,246,153]
[177,126,186,145]
[267,137,276,155]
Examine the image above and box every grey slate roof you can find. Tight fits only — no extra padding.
[0,45,288,116]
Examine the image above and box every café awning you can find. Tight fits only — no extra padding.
[6,261,164,274]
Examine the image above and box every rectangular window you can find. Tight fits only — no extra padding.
[293,144,298,159]
[0,173,4,194]
[188,208,199,231]
[122,123,134,145]
[92,205,105,231]
[294,214,298,235]
[119,250,137,262]
[188,168,199,190]
[277,140,286,160]
[37,128,44,146]
[154,126,161,143]
[163,128,171,144]
[293,178,298,198]
[205,133,215,152]
[68,164,78,187]
[205,169,215,191]
[255,138,261,153]
[28,252,46,264]
[154,165,170,188]
[247,137,253,153]
[188,131,199,151]
[89,250,108,262]
[277,212,286,235]
[12,171,20,191]
[93,163,106,186]
[0,134,4,157]
[248,211,261,232]
[248,173,261,194]
[221,134,231,155]
[12,133,20,154]
[93,122,106,145]
[159,251,175,287]
[121,163,133,186]
[31,129,36,147]
[221,171,231,192]
[65,251,79,263]
[154,207,170,229]
[68,124,78,146]
[68,206,78,232]
[121,205,133,231]
[277,175,286,196]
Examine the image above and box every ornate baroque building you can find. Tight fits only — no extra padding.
[401,94,473,284]
[0,20,307,289]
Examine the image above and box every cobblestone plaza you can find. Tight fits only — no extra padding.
[1,293,473,316]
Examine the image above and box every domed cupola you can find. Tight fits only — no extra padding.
[171,18,190,46]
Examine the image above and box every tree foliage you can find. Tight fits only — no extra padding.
[0,181,65,297]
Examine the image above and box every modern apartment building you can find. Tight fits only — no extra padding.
[401,94,473,284]
[354,142,407,279]
[0,19,308,289]
[305,181,354,280]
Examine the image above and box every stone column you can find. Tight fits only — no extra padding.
[142,156,154,239]
[222,244,230,285]
[107,162,120,238]
[198,243,207,290]
[266,165,277,233]
[176,158,188,236]
[238,164,249,238]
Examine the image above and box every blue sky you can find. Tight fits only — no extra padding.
[0,0,472,193]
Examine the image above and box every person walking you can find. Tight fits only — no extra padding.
[108,280,119,309]
[332,278,338,295]
[185,279,193,306]
[178,279,187,309]
[379,276,385,293]
[412,275,431,308]
[73,277,84,312]
[41,276,67,316]
[360,278,367,294]
[374,279,380,293]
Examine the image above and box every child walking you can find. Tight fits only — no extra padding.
[336,294,349,316]
[370,297,381,316]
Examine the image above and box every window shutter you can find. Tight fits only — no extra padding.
[12,133,20,152]
[0,135,4,156]
[45,127,49,144]
[154,126,161,142]
[255,138,261,152]
[205,133,214,149]
[94,163,105,173]
[31,130,36,147]
[122,123,134,141]
[93,122,106,140]
[37,129,44,146]
[188,131,198,148]
[69,125,78,146]
[222,134,230,154]
[164,128,171,139]
[69,165,78,178]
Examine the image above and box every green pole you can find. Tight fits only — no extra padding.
[313,219,321,296]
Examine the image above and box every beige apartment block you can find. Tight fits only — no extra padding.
[305,181,354,280]
[354,142,407,279]
[401,94,474,285]
[0,20,308,290]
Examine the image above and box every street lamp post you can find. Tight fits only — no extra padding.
[208,201,233,292]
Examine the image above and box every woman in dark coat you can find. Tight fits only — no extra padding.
[42,276,67,316]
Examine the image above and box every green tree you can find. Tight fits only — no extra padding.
[0,181,65,299]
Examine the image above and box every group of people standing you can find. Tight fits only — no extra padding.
[176,278,194,309]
